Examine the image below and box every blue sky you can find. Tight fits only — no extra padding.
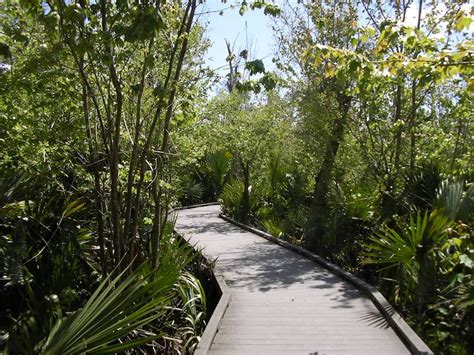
[198,0,473,80]
[199,1,279,76]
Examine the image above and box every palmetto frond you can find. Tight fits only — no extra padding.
[364,210,451,268]
[42,240,194,354]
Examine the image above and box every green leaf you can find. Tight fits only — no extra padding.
[245,59,265,75]
[455,14,473,32]
[263,4,281,17]
[260,72,277,91]
[459,254,473,269]
[42,246,193,354]
[64,200,86,217]
[153,85,166,99]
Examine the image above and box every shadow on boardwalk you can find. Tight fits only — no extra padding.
[176,205,410,353]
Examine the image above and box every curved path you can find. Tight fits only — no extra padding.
[175,205,413,354]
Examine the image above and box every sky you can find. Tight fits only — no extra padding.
[198,1,281,77]
[199,0,473,82]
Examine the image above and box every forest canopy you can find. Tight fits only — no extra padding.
[0,0,473,353]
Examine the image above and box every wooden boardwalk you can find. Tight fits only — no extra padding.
[175,205,412,354]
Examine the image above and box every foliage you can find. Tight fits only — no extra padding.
[363,207,473,352]
[221,180,248,218]
[436,180,474,222]
[42,258,186,354]
[179,179,206,206]
[197,90,296,222]
[0,173,99,353]
[40,229,205,354]
[1,0,473,352]
[204,150,233,199]
[262,218,284,238]
[0,0,211,271]
[364,211,450,289]
[176,272,207,353]
[401,164,443,212]
[0,1,215,352]
[419,219,473,353]
[0,173,206,353]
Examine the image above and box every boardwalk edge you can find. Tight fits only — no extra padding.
[219,213,433,355]
[171,201,220,211]
[194,275,231,355]
[172,203,231,355]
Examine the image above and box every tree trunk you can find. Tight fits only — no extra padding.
[308,92,351,249]
[100,0,124,269]
[81,72,106,275]
[416,255,436,319]
[240,160,250,224]
[409,0,423,170]
[77,2,107,275]
[150,0,197,268]
[392,84,403,182]
[409,82,417,170]
[123,39,153,247]
[380,84,404,219]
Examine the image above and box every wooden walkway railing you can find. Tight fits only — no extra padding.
[175,204,432,355]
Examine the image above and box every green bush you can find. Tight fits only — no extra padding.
[221,179,260,221]
[364,208,473,353]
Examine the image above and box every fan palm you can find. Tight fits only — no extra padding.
[205,150,232,198]
[41,240,194,354]
[364,210,451,315]
[436,180,474,222]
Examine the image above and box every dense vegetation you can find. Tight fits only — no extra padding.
[1,0,472,354]
[1,0,212,353]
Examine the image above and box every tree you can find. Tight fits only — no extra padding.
[274,1,359,251]
[201,90,292,222]
[302,0,473,211]
[16,0,206,271]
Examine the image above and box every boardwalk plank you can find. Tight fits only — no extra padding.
[175,205,411,355]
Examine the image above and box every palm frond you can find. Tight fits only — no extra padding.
[42,238,194,354]
[436,180,474,222]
